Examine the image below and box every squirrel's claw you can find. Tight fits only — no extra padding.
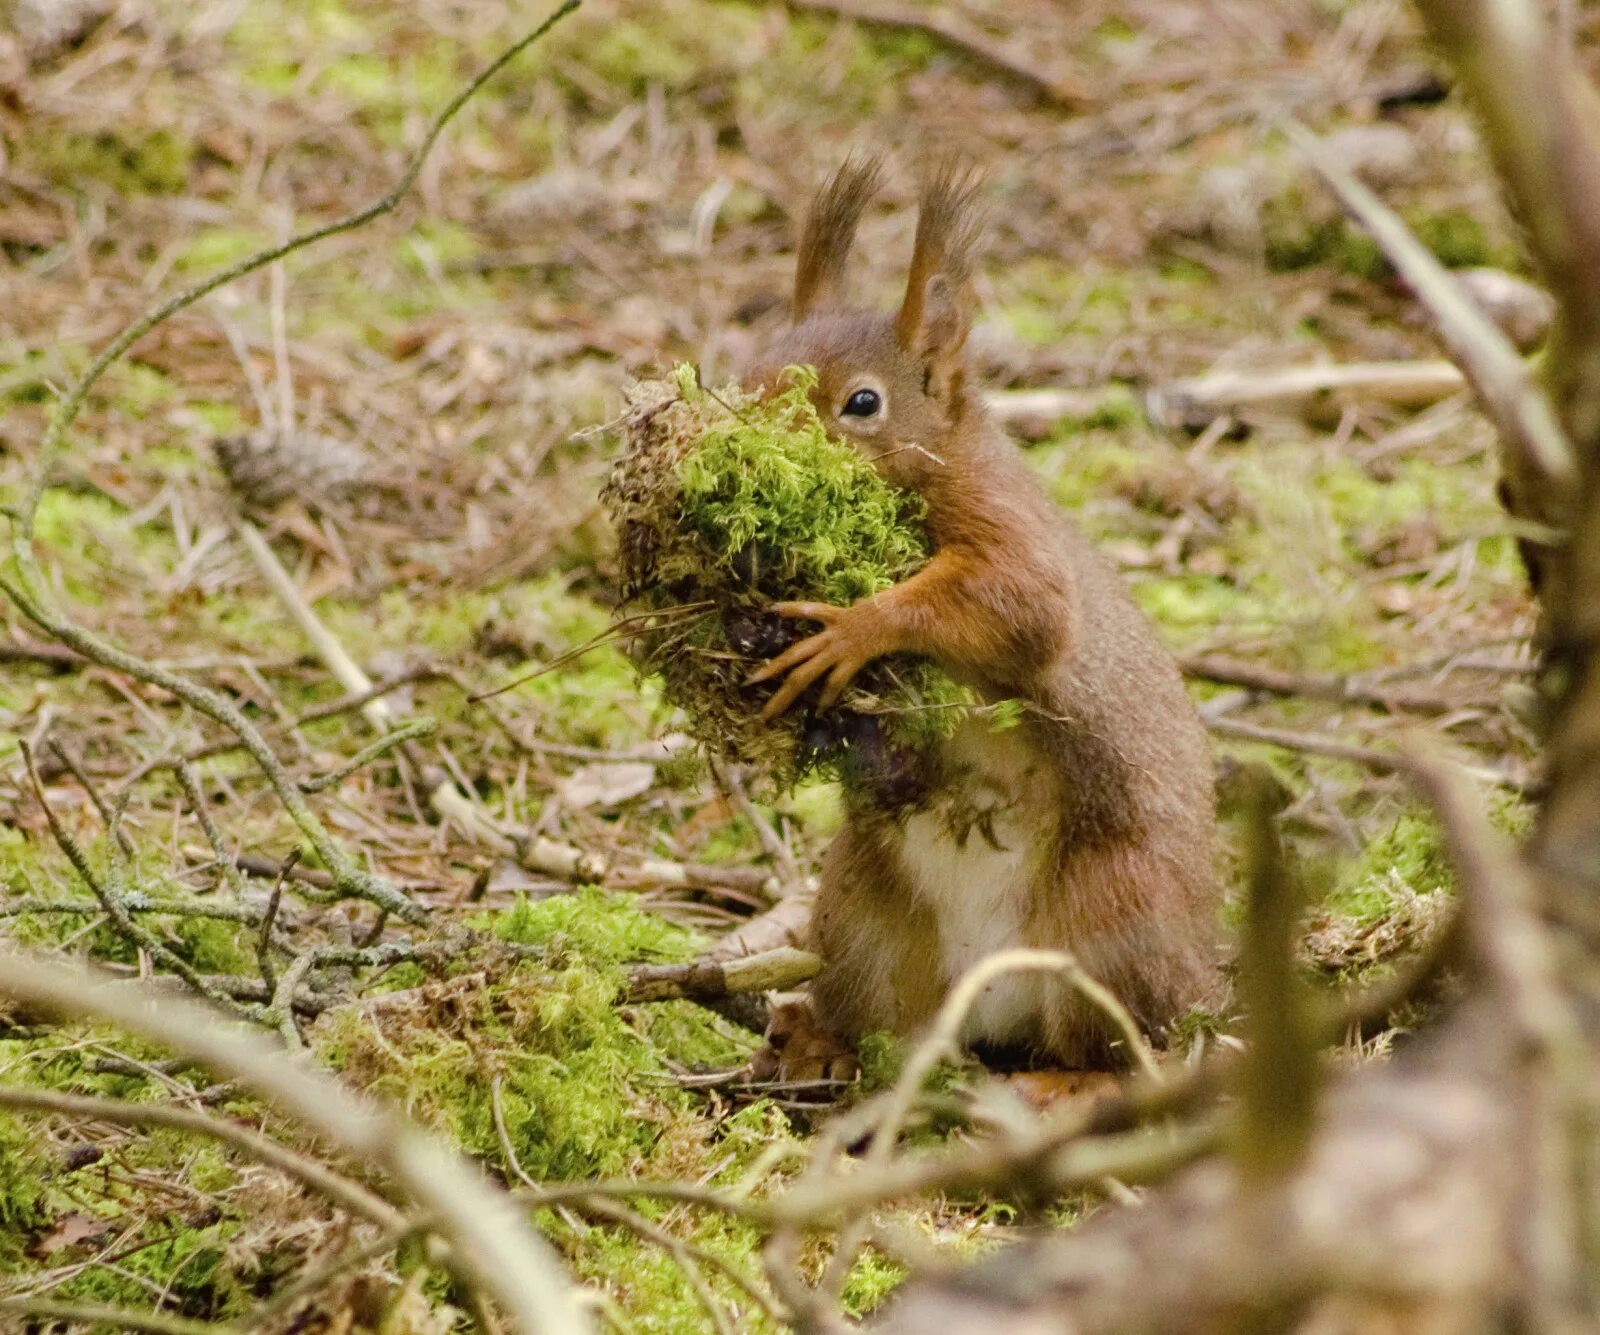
[767,600,845,624]
[755,635,838,718]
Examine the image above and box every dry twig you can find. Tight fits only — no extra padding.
[626,946,823,1002]
[1179,653,1472,716]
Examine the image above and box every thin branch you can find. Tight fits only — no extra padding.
[20,742,264,1023]
[0,895,269,925]
[712,761,806,895]
[255,850,296,992]
[0,637,82,668]
[116,665,446,789]
[469,603,713,702]
[1179,653,1469,716]
[785,0,1090,106]
[47,738,135,860]
[266,951,318,1049]
[1204,715,1528,790]
[769,1115,1224,1228]
[300,718,438,793]
[174,761,252,902]
[231,519,398,731]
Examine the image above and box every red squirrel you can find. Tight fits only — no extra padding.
[740,160,1222,1072]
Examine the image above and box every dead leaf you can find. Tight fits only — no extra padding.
[558,761,655,810]
[30,1211,112,1256]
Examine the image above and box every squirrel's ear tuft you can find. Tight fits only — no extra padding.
[793,155,883,320]
[918,274,972,406]
[898,162,983,405]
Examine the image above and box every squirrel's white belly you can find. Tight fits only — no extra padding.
[898,723,1052,1047]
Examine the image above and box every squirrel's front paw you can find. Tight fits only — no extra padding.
[745,601,888,719]
[747,996,858,1086]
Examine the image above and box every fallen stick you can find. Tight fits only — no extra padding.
[1147,359,1467,430]
[1179,653,1471,715]
[0,638,82,669]
[707,887,816,961]
[627,946,823,1002]
[985,360,1470,436]
[616,855,778,898]
[983,385,1116,433]
[1205,715,1529,790]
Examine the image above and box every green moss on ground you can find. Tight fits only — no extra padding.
[0,1024,269,1320]
[314,890,759,1183]
[0,890,800,1330]
[0,1112,52,1264]
[27,127,195,196]
[304,890,812,1327]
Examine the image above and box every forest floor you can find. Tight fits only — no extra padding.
[0,0,1568,1330]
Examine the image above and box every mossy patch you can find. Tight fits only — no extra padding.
[314,890,759,1183]
[0,1112,52,1264]
[602,364,970,795]
[27,127,195,197]
[1264,197,1514,278]
[296,891,801,1327]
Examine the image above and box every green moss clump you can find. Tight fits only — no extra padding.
[314,890,758,1183]
[0,1112,51,1263]
[841,1250,911,1319]
[492,885,692,963]
[602,365,970,795]
[31,127,195,196]
[672,368,928,608]
[1326,808,1456,922]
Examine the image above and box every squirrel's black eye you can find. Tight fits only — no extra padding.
[842,387,882,418]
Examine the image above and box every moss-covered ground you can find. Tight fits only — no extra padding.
[0,0,1553,1329]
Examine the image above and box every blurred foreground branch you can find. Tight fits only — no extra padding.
[0,949,586,1334]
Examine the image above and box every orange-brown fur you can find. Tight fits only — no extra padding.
[742,161,1222,1068]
